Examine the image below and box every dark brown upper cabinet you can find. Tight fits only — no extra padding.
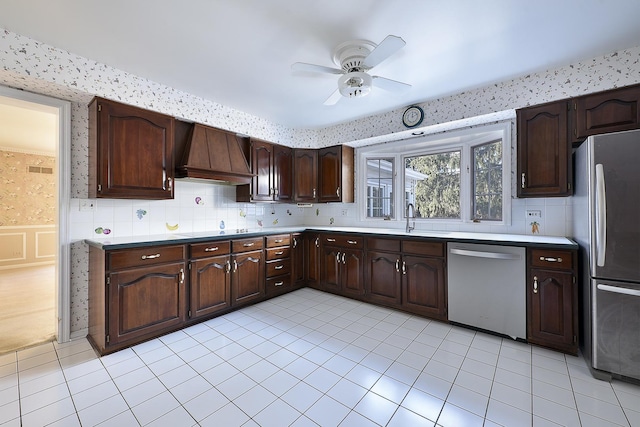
[293,149,318,202]
[573,84,640,142]
[89,97,175,199]
[516,100,572,197]
[237,139,293,202]
[318,145,354,203]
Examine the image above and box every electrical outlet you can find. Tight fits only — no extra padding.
[79,200,96,212]
[341,209,348,216]
[526,210,541,219]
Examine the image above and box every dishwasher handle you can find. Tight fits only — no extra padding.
[449,247,521,260]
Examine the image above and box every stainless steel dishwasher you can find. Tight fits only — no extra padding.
[447,242,526,340]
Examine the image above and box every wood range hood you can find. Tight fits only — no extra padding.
[174,120,255,185]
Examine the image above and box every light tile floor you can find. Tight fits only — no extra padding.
[2,288,640,427]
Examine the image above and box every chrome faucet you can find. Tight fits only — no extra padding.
[406,203,415,233]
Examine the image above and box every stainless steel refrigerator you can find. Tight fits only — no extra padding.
[573,129,640,382]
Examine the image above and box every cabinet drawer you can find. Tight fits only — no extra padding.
[266,234,291,248]
[266,259,291,277]
[367,237,400,252]
[530,249,573,270]
[190,241,231,258]
[402,240,444,257]
[266,247,291,261]
[108,245,185,270]
[266,275,291,293]
[232,237,264,253]
[321,234,363,249]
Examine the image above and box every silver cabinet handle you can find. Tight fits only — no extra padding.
[205,247,219,252]
[539,256,563,263]
[225,260,231,274]
[293,238,298,249]
[395,259,400,273]
[275,281,284,287]
[233,260,238,272]
[315,237,320,248]
[141,253,160,260]
[341,253,346,264]
[313,188,316,198]
[336,187,340,197]
[533,276,538,294]
[275,251,284,256]
[179,268,184,284]
[274,239,284,243]
[326,238,336,242]
[347,240,358,245]
[336,252,341,264]
[402,261,406,275]
[275,265,284,270]
[521,172,526,189]
[243,242,255,247]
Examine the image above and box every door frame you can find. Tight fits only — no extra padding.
[0,85,72,343]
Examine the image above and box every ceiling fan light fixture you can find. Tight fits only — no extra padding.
[338,72,372,98]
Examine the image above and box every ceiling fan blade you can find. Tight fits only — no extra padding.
[372,76,412,93]
[323,89,342,106]
[291,62,344,75]
[362,35,406,69]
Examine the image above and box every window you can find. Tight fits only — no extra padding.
[472,140,502,220]
[366,158,394,218]
[358,122,511,225]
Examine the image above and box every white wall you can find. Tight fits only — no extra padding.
[1,28,639,333]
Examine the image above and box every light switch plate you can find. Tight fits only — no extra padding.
[526,210,541,219]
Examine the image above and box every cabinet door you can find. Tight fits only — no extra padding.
[291,233,305,286]
[232,250,264,306]
[321,246,342,293]
[342,249,365,298]
[528,268,576,353]
[251,140,274,202]
[190,255,231,319]
[294,149,318,202]
[108,262,186,345]
[574,85,640,141]
[367,251,401,306]
[517,101,571,197]
[306,234,321,289]
[318,146,342,202]
[274,145,293,202]
[90,98,174,199]
[402,255,446,320]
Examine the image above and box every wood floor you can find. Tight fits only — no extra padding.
[0,264,56,354]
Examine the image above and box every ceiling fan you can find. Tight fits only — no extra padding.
[292,35,411,105]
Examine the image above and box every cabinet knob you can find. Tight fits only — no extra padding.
[533,276,538,294]
[141,253,161,260]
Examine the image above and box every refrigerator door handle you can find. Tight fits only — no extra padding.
[597,284,640,297]
[595,164,607,267]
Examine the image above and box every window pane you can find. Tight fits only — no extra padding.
[473,140,502,220]
[405,151,461,219]
[366,158,394,218]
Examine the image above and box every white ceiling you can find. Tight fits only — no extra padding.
[1,0,640,129]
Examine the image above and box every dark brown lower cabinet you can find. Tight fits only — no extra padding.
[189,255,231,319]
[402,255,447,320]
[232,250,265,306]
[291,233,305,287]
[527,248,578,355]
[305,233,321,290]
[367,250,402,307]
[108,262,186,347]
[321,244,365,298]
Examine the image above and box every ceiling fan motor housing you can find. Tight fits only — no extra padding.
[332,40,376,72]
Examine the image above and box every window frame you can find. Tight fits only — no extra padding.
[357,121,512,227]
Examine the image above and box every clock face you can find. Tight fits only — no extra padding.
[403,106,424,128]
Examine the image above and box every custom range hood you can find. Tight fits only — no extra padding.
[175,120,254,185]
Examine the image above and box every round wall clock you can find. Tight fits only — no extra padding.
[402,105,424,128]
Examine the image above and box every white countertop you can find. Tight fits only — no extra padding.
[85,226,576,250]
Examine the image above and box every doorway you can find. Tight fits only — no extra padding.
[0,87,71,353]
